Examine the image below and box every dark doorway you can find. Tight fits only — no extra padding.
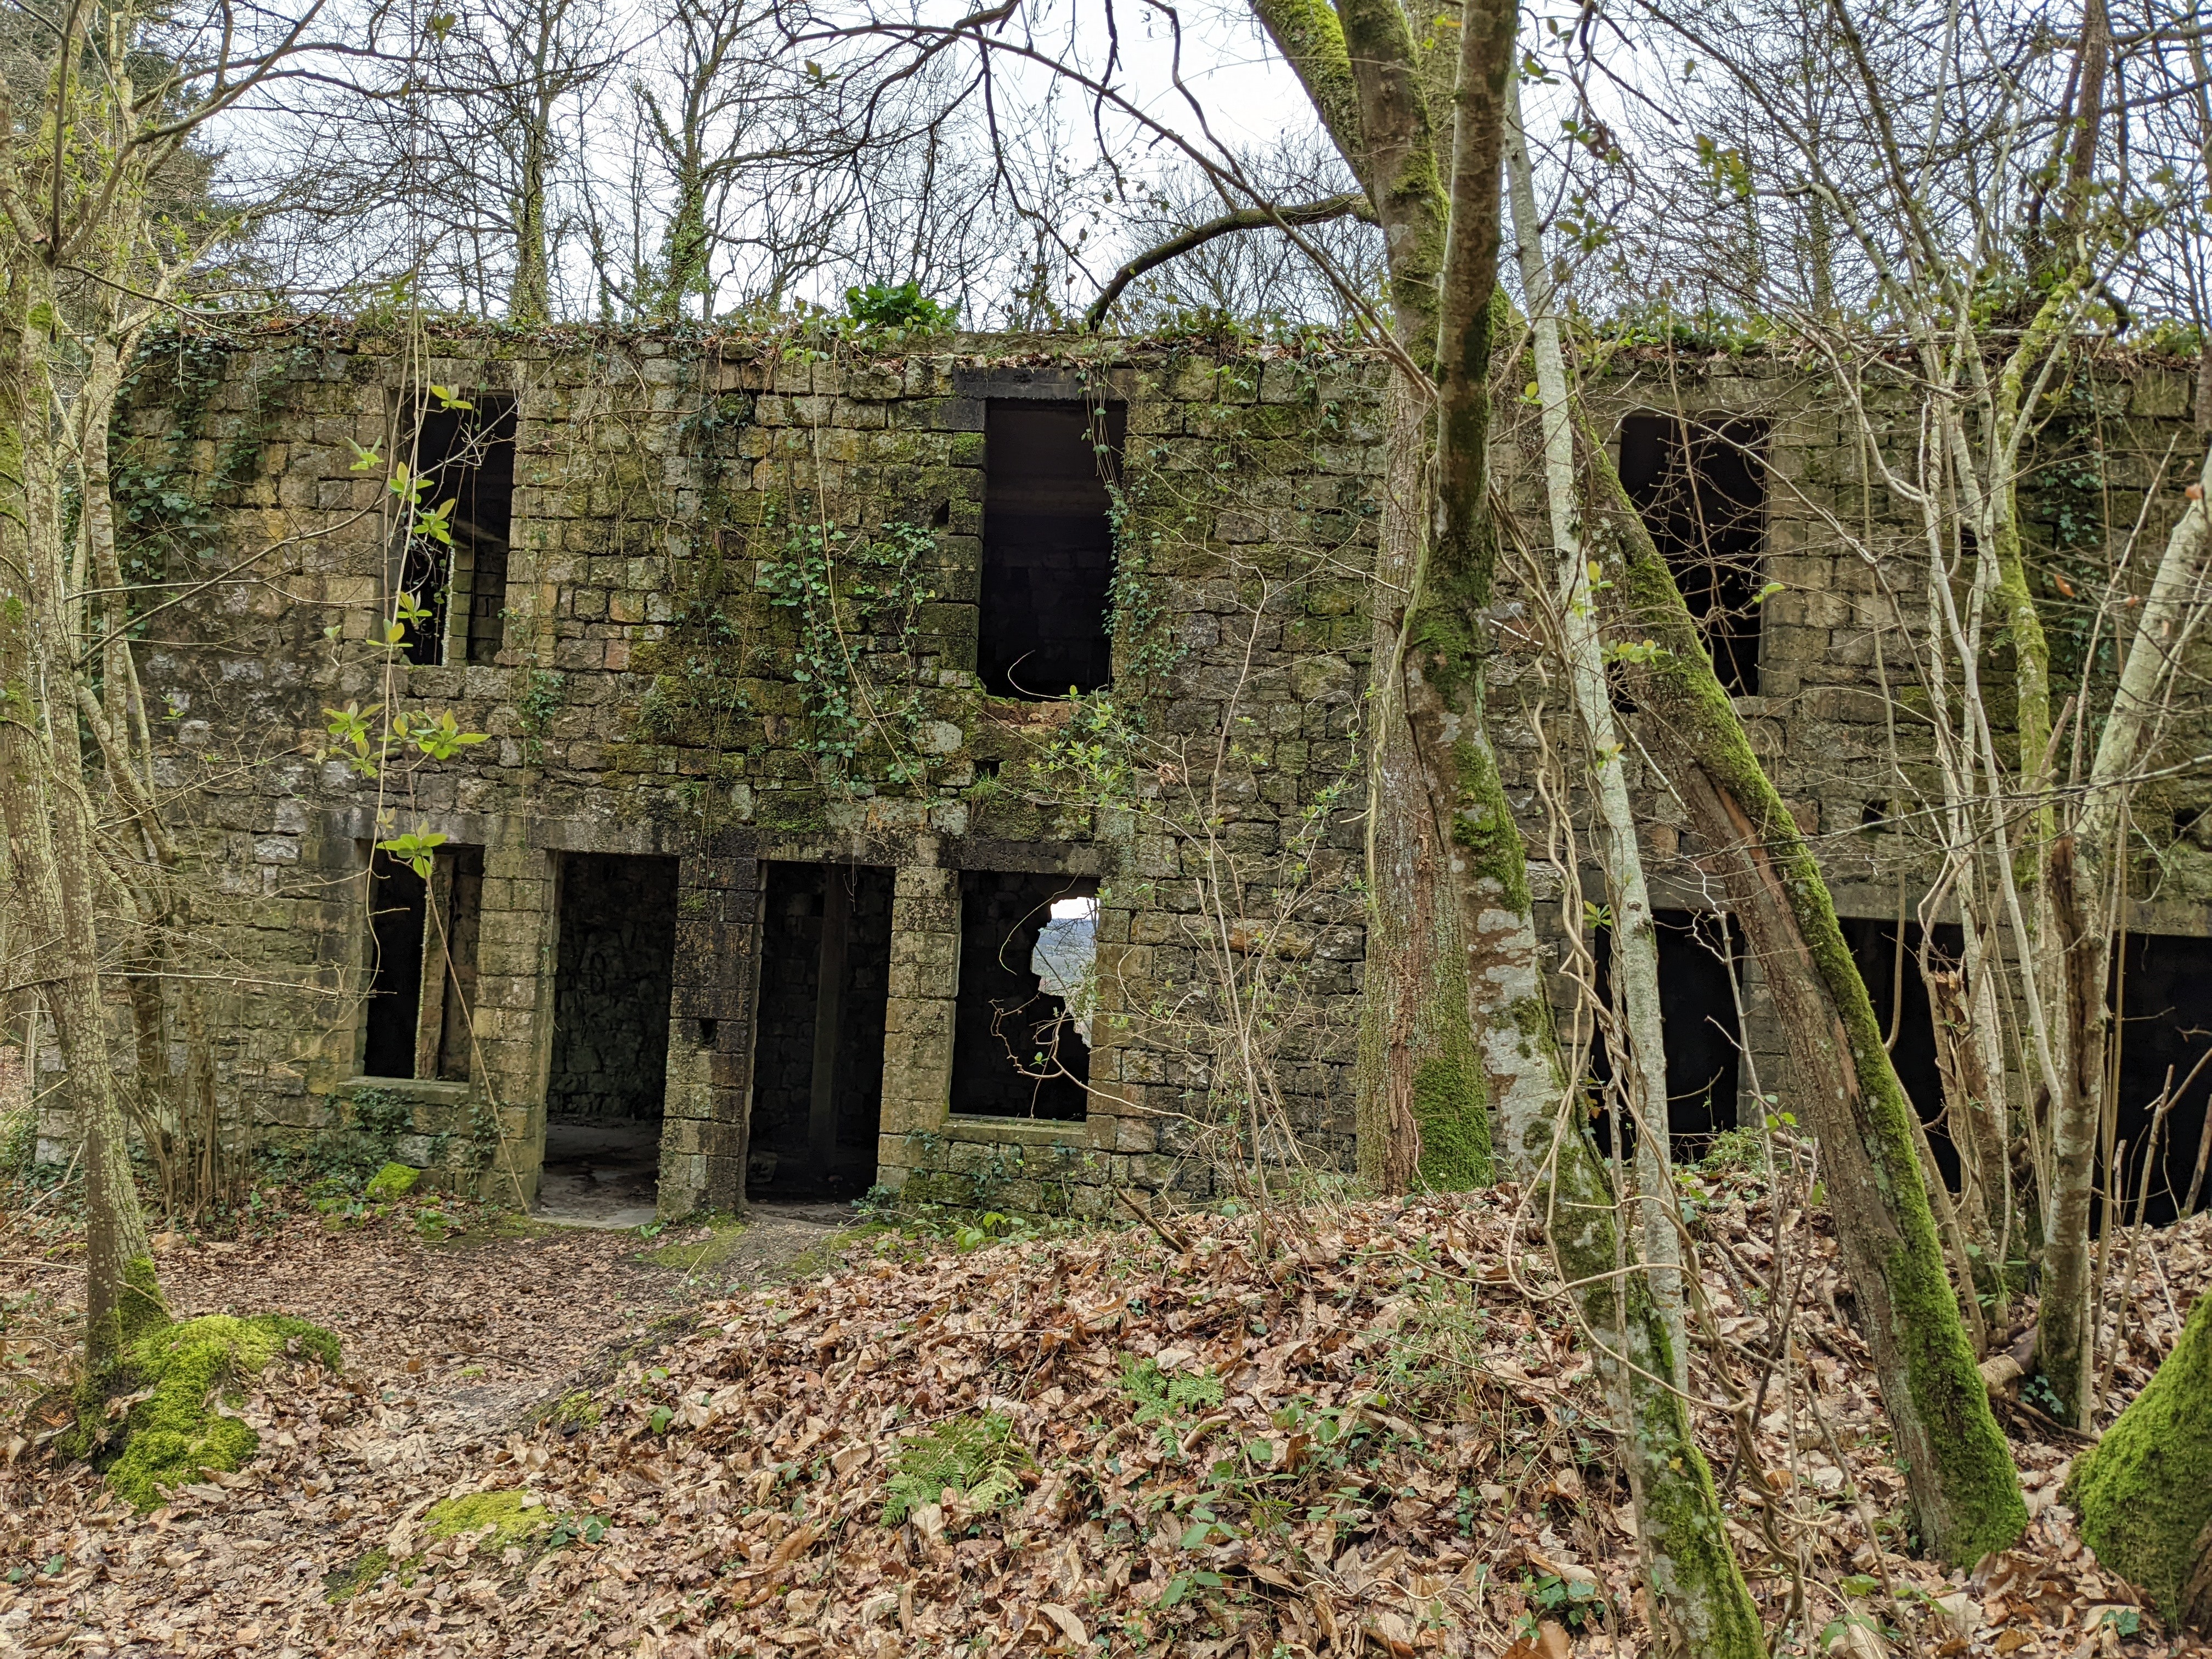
[1839,917,1962,1186]
[547,855,679,1127]
[397,394,517,665]
[952,871,1096,1121]
[2112,932,2212,1225]
[747,861,894,1199]
[1588,909,1746,1148]
[362,850,427,1078]
[1618,415,1768,696]
[979,400,1124,698]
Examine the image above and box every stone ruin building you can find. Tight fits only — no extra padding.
[40,320,2212,1223]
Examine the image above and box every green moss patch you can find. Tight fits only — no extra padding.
[365,1161,422,1200]
[104,1314,341,1509]
[323,1547,392,1603]
[636,1214,750,1274]
[424,1491,550,1551]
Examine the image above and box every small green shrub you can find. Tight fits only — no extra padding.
[881,1411,1032,1525]
[1121,1355,1225,1451]
[841,280,957,334]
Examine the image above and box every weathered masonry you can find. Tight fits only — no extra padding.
[60,323,2212,1220]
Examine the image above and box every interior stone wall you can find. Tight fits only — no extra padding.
[546,854,680,1123]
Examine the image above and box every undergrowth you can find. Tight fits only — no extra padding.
[881,1410,1033,1525]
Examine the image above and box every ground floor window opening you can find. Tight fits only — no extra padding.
[541,853,679,1223]
[951,871,1097,1122]
[1588,909,1745,1155]
[361,843,484,1082]
[747,862,894,1200]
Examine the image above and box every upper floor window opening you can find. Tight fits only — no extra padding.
[393,393,518,667]
[1619,415,1769,697]
[979,399,1126,699]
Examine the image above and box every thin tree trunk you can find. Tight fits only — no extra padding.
[1577,410,2026,1567]
[1505,72,1688,1387]
[2040,448,2212,1422]
[0,289,167,1368]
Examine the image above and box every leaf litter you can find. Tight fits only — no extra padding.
[3,1169,2208,1657]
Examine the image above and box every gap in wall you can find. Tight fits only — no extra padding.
[2113,932,2212,1226]
[362,850,427,1078]
[1839,917,1961,1185]
[1588,909,1746,1153]
[397,394,517,666]
[747,861,894,1200]
[1619,415,1768,696]
[979,400,1125,698]
[543,853,679,1221]
[952,871,1097,1122]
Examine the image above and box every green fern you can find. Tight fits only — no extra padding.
[881,1412,1032,1525]
[1120,1356,1225,1451]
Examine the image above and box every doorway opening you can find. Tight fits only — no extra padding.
[1840,918,1966,1186]
[952,871,1097,1121]
[1588,909,1745,1153]
[543,854,679,1223]
[979,400,1125,698]
[2112,932,2212,1226]
[1618,415,1768,696]
[747,862,895,1199]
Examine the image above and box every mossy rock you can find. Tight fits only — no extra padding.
[422,1491,551,1551]
[103,1314,342,1509]
[366,1161,422,1200]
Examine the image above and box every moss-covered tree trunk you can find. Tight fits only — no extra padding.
[1577,413,2025,1568]
[2067,1289,2212,1632]
[0,279,168,1368]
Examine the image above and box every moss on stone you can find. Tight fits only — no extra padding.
[2067,1290,2212,1626]
[366,1161,422,1200]
[323,1546,392,1603]
[423,1491,550,1551]
[103,1313,342,1509]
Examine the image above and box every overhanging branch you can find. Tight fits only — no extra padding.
[1082,193,1376,330]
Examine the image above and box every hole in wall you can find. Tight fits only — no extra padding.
[362,850,427,1078]
[748,862,894,1199]
[1619,415,1768,697]
[979,400,1124,698]
[395,394,517,666]
[541,854,679,1223]
[360,843,485,1082]
[1587,909,1746,1152]
[952,872,1097,1121]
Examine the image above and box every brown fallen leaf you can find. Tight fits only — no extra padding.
[1035,1601,1088,1646]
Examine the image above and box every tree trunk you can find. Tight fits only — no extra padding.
[1505,71,1688,1387]
[2039,447,2211,1423]
[0,290,167,1368]
[1578,411,2026,1568]
[1358,374,1493,1192]
[2066,1289,2212,1631]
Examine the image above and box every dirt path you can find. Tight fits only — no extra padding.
[1,1199,864,1655]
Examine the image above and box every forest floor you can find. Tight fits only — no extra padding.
[2,1153,2207,1659]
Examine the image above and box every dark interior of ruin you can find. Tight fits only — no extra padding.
[1619,415,1768,696]
[2111,931,2212,1225]
[747,861,895,1199]
[397,393,517,667]
[547,854,679,1124]
[979,400,1125,698]
[1588,908,1746,1150]
[362,849,427,1078]
[425,844,483,1082]
[952,871,1096,1121]
[1841,917,1962,1183]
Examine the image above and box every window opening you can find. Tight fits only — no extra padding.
[1841,917,1963,1186]
[1587,909,1746,1150]
[361,844,486,1081]
[2111,932,2212,1224]
[542,854,679,1222]
[747,862,895,1199]
[952,872,1097,1121]
[362,850,427,1077]
[1618,415,1768,696]
[394,394,517,665]
[979,400,1125,698]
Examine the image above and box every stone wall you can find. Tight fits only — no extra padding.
[65,320,2209,1215]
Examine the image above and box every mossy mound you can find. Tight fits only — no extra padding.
[103,1314,341,1509]
[366,1161,422,1200]
[2068,1291,2212,1628]
[424,1491,549,1551]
